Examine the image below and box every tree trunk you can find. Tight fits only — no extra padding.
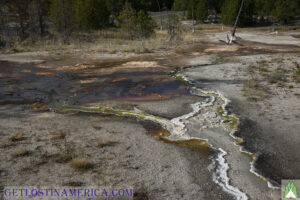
[0,3,7,47]
[37,0,45,36]
[228,0,245,44]
[192,5,194,33]
[38,14,44,36]
[0,4,5,34]
[156,0,163,30]
[19,13,26,40]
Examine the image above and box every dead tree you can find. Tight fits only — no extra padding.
[227,0,245,44]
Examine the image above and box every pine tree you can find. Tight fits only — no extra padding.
[208,0,222,13]
[8,0,32,40]
[221,0,254,26]
[255,0,276,18]
[84,0,110,29]
[72,0,85,30]
[28,0,49,36]
[49,0,75,35]
[221,0,240,25]
[195,0,208,22]
[187,0,209,27]
[118,1,137,39]
[275,0,298,24]
[187,0,196,19]
[172,0,186,11]
[136,10,155,38]
[129,0,148,11]
[118,1,155,39]
[106,0,124,23]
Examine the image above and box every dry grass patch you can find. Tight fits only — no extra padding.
[33,153,54,166]
[1,28,201,54]
[276,81,285,87]
[35,136,41,142]
[54,153,73,163]
[271,57,284,63]
[257,60,269,66]
[246,65,257,74]
[292,62,300,83]
[50,133,65,141]
[242,79,269,102]
[268,68,287,84]
[293,75,300,83]
[71,158,93,171]
[55,140,75,163]
[8,132,23,142]
[96,141,118,148]
[93,126,102,130]
[259,67,269,74]
[13,148,30,157]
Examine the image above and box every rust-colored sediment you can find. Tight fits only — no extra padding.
[31,102,49,112]
[149,128,214,154]
[35,72,56,76]
[21,69,32,73]
[56,64,95,71]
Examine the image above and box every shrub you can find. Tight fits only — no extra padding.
[13,148,30,157]
[96,141,118,148]
[71,158,93,171]
[268,70,286,84]
[50,133,66,140]
[9,132,23,142]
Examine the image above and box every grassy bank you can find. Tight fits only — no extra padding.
[1,26,206,55]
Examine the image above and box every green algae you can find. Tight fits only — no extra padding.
[160,137,215,153]
[172,74,190,85]
[216,106,239,130]
[60,105,166,122]
[55,103,214,153]
[216,106,225,116]
[235,138,244,144]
